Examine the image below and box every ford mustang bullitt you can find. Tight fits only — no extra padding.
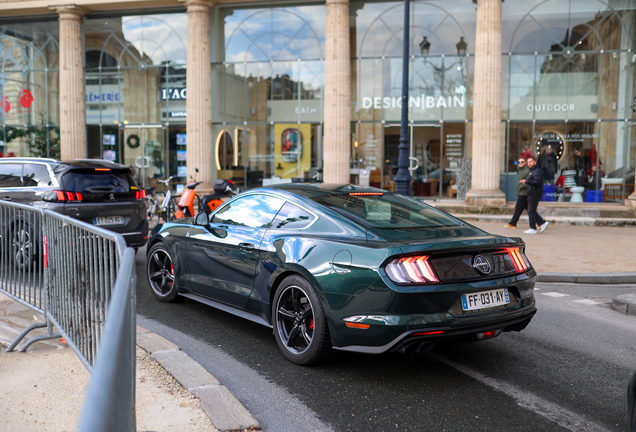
[146,184,536,365]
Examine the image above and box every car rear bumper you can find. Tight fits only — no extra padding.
[326,273,537,353]
[333,302,536,354]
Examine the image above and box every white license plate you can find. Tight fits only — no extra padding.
[461,288,510,311]
[94,216,124,226]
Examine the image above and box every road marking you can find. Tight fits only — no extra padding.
[573,299,603,305]
[541,292,570,297]
[431,355,613,432]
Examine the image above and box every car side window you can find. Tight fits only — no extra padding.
[22,164,53,187]
[270,202,315,229]
[0,163,23,187]
[212,194,285,228]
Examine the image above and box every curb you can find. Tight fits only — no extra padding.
[136,326,261,432]
[536,272,636,284]
[612,294,636,316]
[453,213,636,227]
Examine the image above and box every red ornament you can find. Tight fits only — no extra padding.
[19,89,34,109]
[0,96,10,114]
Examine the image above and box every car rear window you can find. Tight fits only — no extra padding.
[60,169,137,193]
[314,193,463,229]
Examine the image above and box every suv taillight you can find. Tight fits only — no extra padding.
[385,255,439,285]
[44,190,83,202]
[135,190,146,199]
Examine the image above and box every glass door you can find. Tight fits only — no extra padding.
[410,123,442,197]
[120,125,167,190]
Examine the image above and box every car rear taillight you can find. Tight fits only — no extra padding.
[506,247,530,272]
[44,190,83,202]
[135,190,146,199]
[385,255,439,285]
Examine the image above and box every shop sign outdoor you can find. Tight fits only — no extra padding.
[160,88,187,100]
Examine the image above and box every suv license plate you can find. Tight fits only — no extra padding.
[461,288,510,311]
[94,216,124,226]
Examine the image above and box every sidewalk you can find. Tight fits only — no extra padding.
[1,223,634,432]
[0,292,258,432]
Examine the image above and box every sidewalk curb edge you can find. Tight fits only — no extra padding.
[136,326,261,432]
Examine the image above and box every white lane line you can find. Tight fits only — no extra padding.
[541,292,570,297]
[573,299,603,305]
[430,355,613,432]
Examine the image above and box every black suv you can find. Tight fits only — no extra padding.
[0,157,148,250]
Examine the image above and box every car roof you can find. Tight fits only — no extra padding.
[267,183,388,199]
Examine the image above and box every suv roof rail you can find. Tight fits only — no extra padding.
[0,157,58,162]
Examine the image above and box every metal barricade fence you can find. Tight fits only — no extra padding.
[0,202,48,348]
[43,208,128,368]
[0,200,136,430]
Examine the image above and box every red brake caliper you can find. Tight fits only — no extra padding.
[309,318,314,330]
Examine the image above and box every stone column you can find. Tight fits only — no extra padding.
[184,0,213,188]
[465,0,506,207]
[51,5,88,160]
[323,0,351,184]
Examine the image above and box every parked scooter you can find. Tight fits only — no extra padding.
[174,169,237,219]
[174,178,202,219]
[200,179,237,214]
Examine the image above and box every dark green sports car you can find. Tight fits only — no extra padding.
[146,184,536,365]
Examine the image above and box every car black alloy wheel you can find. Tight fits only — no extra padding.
[273,275,333,365]
[147,243,178,302]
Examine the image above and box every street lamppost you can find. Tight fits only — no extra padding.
[394,0,412,196]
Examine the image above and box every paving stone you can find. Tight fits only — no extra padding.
[151,350,220,390]
[193,385,261,431]
[137,331,179,354]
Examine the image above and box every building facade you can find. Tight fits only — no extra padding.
[1,0,635,205]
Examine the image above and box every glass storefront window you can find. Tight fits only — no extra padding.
[0,21,59,155]
[0,126,60,158]
[354,1,475,58]
[223,7,325,62]
[503,0,636,54]
[82,13,187,182]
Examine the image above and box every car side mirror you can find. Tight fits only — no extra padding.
[629,370,636,432]
[194,211,210,227]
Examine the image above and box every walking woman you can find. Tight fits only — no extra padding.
[504,156,530,229]
[521,156,550,234]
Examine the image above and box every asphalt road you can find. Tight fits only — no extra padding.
[134,249,636,432]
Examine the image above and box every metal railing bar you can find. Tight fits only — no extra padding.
[77,247,136,432]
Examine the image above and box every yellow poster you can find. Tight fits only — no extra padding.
[274,123,312,179]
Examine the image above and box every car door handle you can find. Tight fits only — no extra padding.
[239,242,255,252]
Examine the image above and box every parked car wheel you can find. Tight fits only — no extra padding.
[146,243,178,302]
[11,220,37,270]
[272,275,333,365]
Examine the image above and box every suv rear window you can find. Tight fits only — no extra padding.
[60,169,137,193]
[314,193,462,229]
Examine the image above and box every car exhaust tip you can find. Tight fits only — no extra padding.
[397,341,436,355]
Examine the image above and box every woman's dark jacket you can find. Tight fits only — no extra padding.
[525,165,544,197]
